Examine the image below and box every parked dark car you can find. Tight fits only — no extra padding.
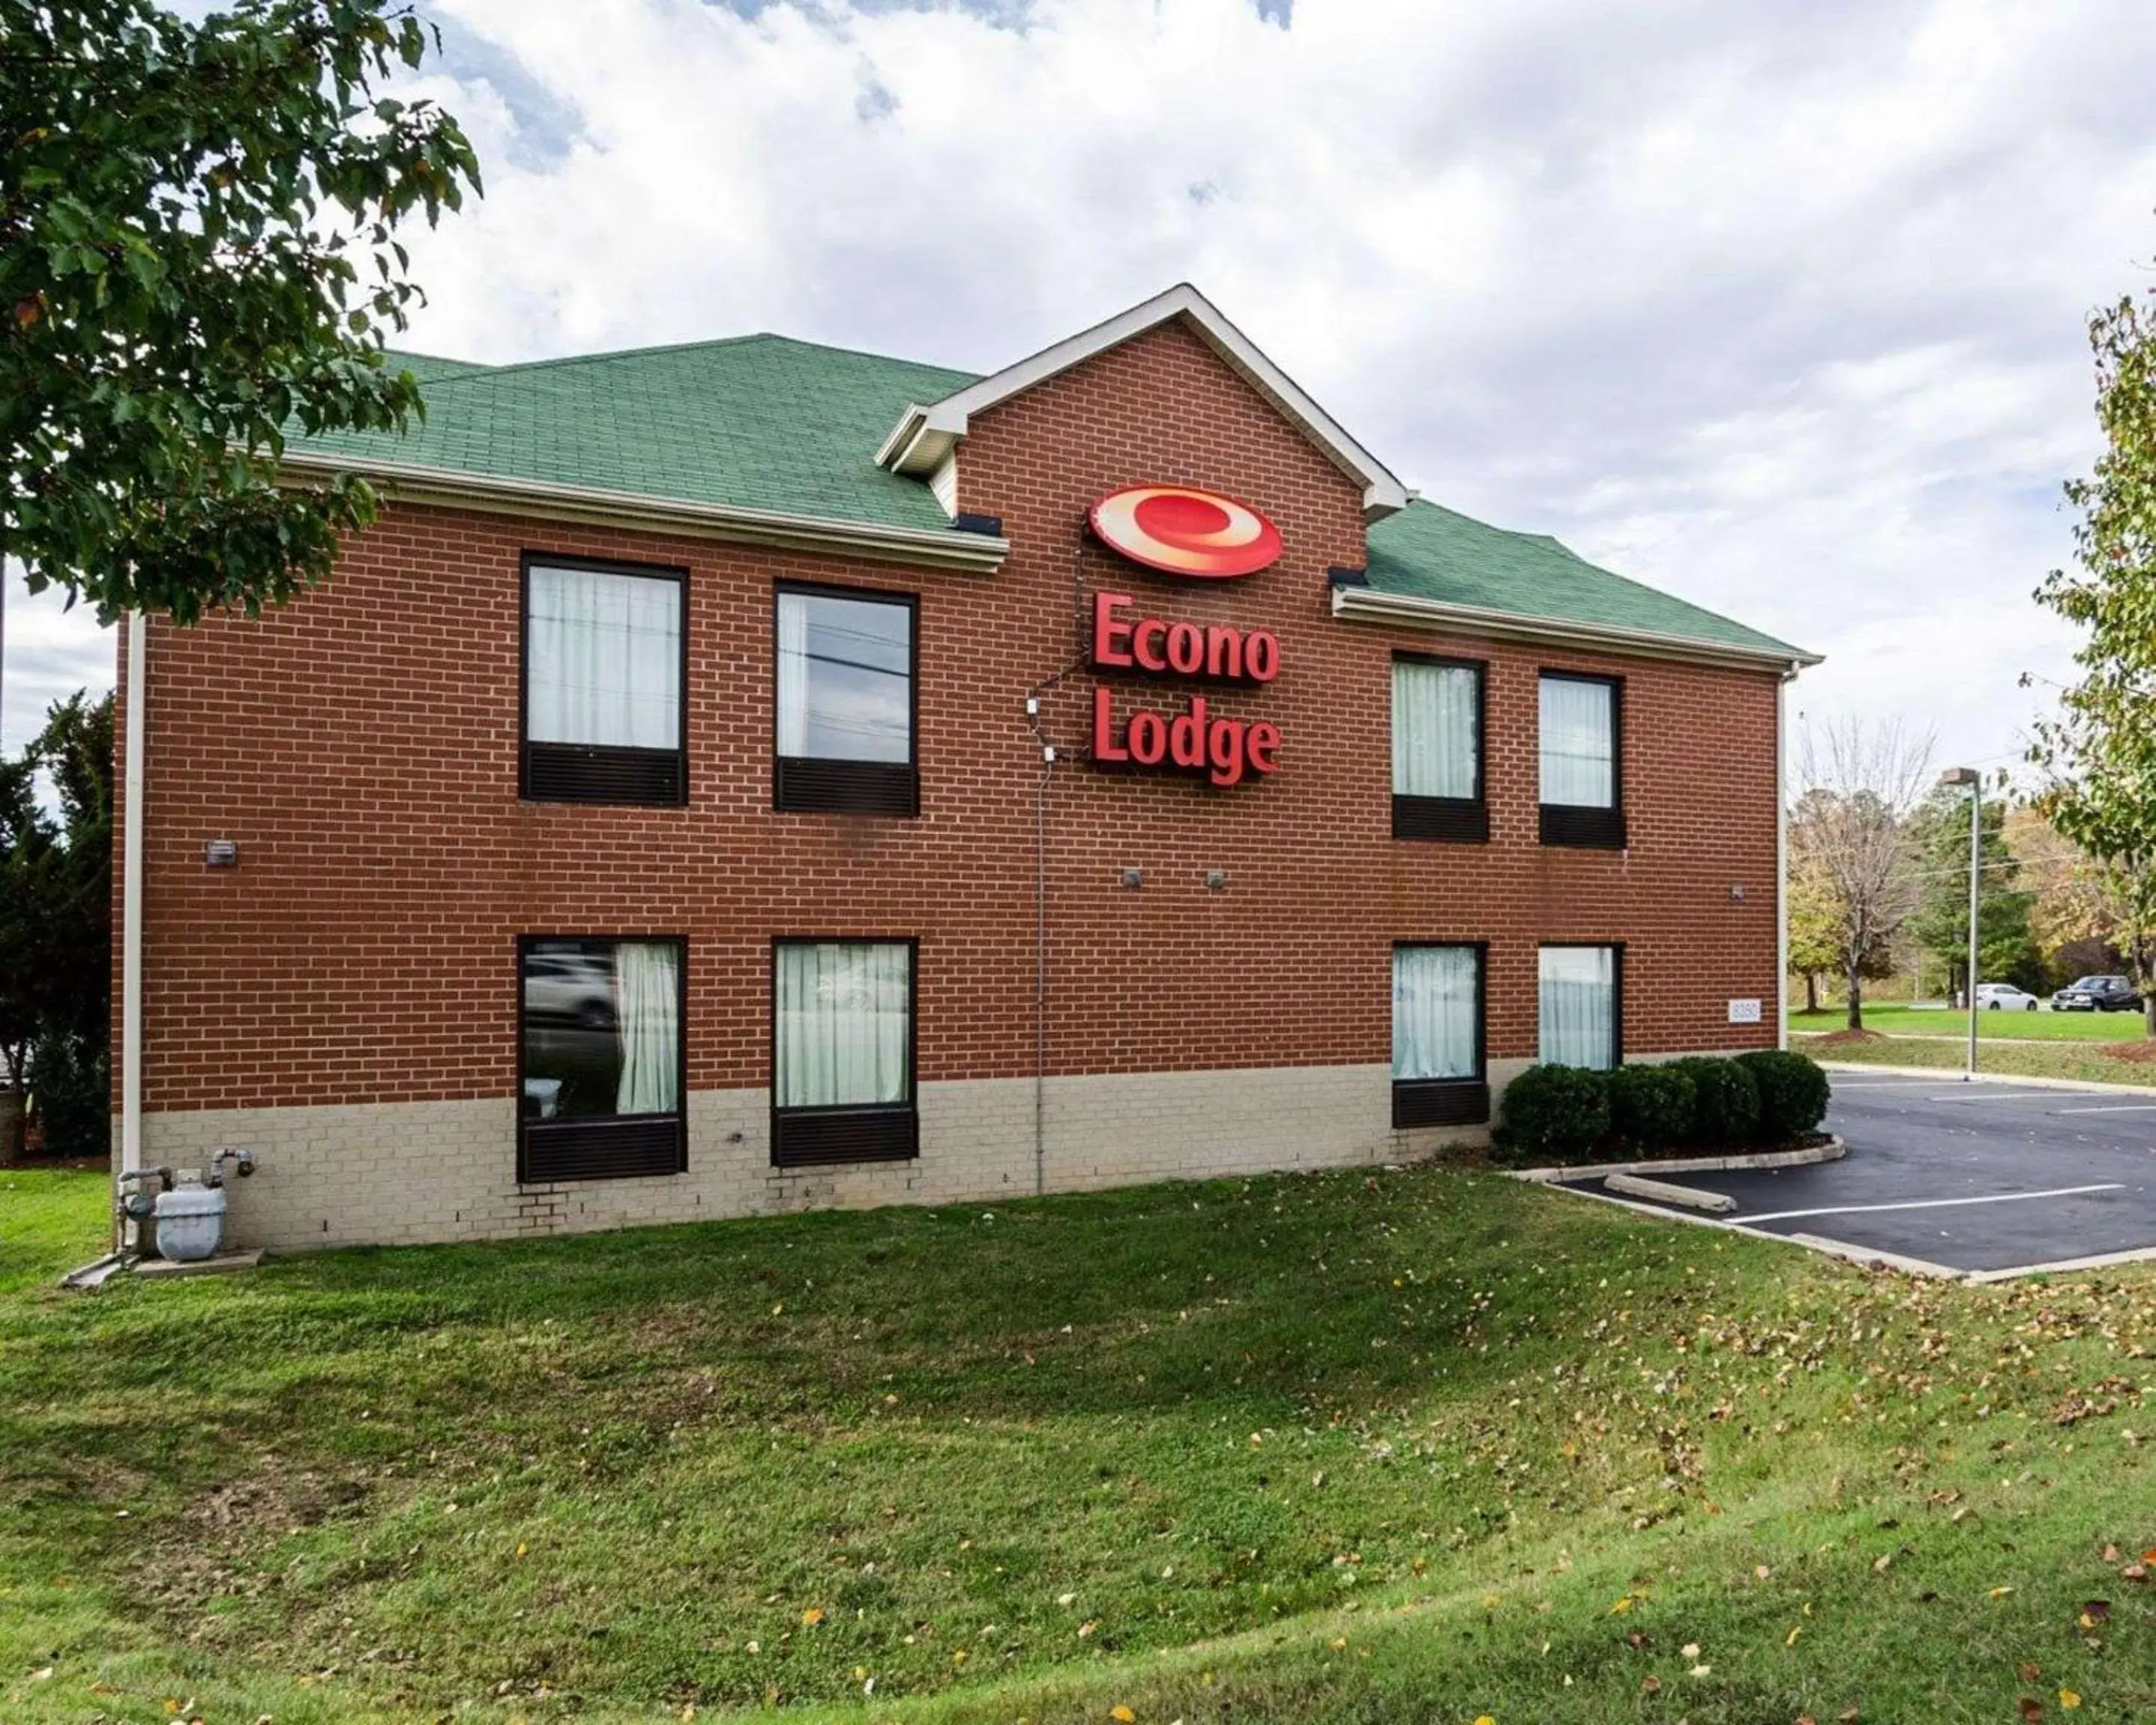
[2051,974,2144,1013]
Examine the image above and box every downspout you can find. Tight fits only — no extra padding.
[121,614,146,1180]
[1776,669,1790,1052]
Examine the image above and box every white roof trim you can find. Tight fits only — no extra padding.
[1330,584,1821,673]
[877,283,1413,523]
[278,450,1009,574]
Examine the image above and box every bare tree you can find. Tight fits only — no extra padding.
[1791,718,1935,1030]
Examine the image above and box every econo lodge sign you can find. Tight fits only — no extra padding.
[1087,485,1285,788]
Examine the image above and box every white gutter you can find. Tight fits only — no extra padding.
[1776,672,1790,1052]
[120,614,145,1177]
[1330,584,1821,675]
[278,453,1011,574]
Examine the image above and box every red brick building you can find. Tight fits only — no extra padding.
[113,285,1815,1250]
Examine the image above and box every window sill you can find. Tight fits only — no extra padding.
[520,1115,686,1182]
[773,1104,919,1168]
[1538,803,1627,848]
[1392,1078,1490,1129]
[1392,794,1489,842]
[775,757,919,816]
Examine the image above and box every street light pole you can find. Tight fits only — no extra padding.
[1939,767,1982,1080]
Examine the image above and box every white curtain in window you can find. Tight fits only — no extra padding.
[776,591,811,757]
[1539,946,1616,1069]
[1392,946,1478,1080]
[614,942,680,1115]
[1392,661,1478,798]
[528,566,680,749]
[775,942,910,1109]
[1539,677,1614,807]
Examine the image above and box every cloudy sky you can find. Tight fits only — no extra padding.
[10,0,2156,783]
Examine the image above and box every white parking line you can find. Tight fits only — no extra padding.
[1739,1183,2125,1225]
[2051,1104,2156,1114]
[1921,1092,2066,1104]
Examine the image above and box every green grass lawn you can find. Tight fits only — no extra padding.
[4,1163,2155,1725]
[1791,1006,2149,1042]
[1793,1031,2156,1086]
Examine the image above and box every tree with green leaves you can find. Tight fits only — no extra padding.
[1,0,481,624]
[1904,782,2043,1001]
[2032,276,2156,1036]
[24,691,114,1156]
[0,744,61,1159]
[0,692,112,1159]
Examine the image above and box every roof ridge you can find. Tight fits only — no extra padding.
[383,347,488,368]
[412,329,981,387]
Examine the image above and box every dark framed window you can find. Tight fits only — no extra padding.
[771,938,918,1166]
[1392,942,1489,1127]
[521,555,688,806]
[1538,671,1624,848]
[774,583,919,815]
[1392,654,1487,842]
[1538,943,1622,1070]
[519,936,687,1182]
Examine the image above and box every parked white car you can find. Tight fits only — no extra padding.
[1975,982,2041,1011]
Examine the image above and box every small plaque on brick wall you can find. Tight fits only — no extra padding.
[1727,997,1764,1024]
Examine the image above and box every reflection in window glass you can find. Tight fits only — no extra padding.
[1392,946,1479,1080]
[1538,945,1617,1070]
[526,566,681,749]
[1539,675,1616,809]
[1392,661,1479,799]
[776,591,912,764]
[773,941,912,1110]
[521,939,681,1122]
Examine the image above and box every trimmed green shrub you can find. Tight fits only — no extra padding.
[1673,1056,1761,1146]
[1492,1063,1611,1165]
[1736,1048,1832,1138]
[1607,1062,1697,1151]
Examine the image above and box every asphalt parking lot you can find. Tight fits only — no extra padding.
[1568,1070,2156,1278]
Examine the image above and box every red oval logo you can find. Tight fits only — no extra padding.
[1088,485,1282,578]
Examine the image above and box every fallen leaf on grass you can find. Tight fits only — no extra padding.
[2018,1699,2044,1723]
[2021,1664,2041,1682]
[801,1607,824,1627]
[1473,1717,1496,1725]
[1989,1586,2016,1599]
[1639,1676,1661,1694]
[2059,1691,2081,1710]
[1610,1595,1633,1614]
[1681,1643,1701,1659]
[1786,1627,1801,1646]
[1077,1621,1097,1639]
[1872,1553,1892,1573]
[2077,1601,2110,1629]
[1111,1709,1136,1724]
[28,1668,52,1682]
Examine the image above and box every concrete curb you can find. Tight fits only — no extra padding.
[1509,1137,1846,1185]
[1815,1062,2156,1097]
[1606,1172,1737,1213]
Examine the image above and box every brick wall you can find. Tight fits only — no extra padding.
[118,317,1780,1238]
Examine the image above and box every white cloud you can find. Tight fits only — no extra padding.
[13,0,2155,782]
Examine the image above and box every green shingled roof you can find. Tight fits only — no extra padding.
[1362,499,1805,659]
[308,335,975,534]
[302,334,1802,661]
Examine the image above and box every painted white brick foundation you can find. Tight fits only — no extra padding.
[135,1060,1508,1252]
